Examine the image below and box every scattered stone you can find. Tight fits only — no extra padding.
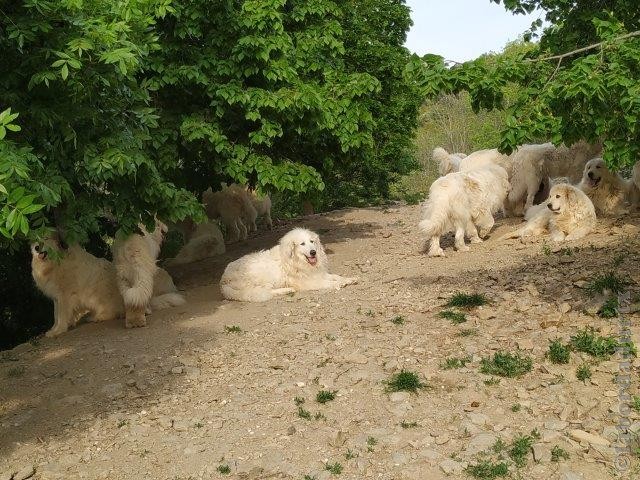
[434,433,450,445]
[329,430,348,447]
[561,472,583,480]
[439,459,465,475]
[517,339,534,350]
[390,392,409,403]
[532,444,552,463]
[14,465,36,480]
[391,452,409,465]
[568,429,610,446]
[171,366,183,374]
[559,302,572,314]
[101,383,124,400]
[468,412,489,426]
[344,353,368,364]
[544,419,568,431]
[0,471,14,480]
[465,433,497,455]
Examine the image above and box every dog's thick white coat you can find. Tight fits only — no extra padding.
[501,184,596,242]
[220,228,357,302]
[150,267,186,310]
[419,164,510,257]
[433,147,467,176]
[578,157,630,216]
[459,149,513,179]
[166,220,225,266]
[202,186,256,242]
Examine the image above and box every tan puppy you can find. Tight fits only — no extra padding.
[220,228,357,302]
[578,157,630,216]
[112,221,165,328]
[31,238,124,337]
[501,184,596,242]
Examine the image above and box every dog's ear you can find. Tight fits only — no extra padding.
[287,239,297,258]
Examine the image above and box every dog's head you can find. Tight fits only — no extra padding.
[546,184,577,215]
[582,157,610,188]
[280,228,327,269]
[30,235,68,273]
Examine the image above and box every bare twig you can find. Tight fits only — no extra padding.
[527,30,640,63]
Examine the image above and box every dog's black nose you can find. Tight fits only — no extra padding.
[547,203,552,209]
[588,171,594,179]
[309,249,316,257]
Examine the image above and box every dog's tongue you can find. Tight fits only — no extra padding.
[307,256,317,265]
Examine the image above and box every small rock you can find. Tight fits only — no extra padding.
[476,308,496,320]
[344,353,368,364]
[439,459,465,475]
[286,425,296,435]
[14,465,36,480]
[391,452,409,465]
[559,302,572,314]
[125,379,136,387]
[390,392,410,403]
[101,383,124,400]
[568,429,610,446]
[172,419,188,431]
[329,430,348,447]
[0,472,14,480]
[435,433,451,445]
[561,472,583,480]
[532,444,551,463]
[544,419,568,431]
[468,412,489,426]
[466,433,497,455]
[157,417,172,429]
[517,339,534,350]
[170,366,183,374]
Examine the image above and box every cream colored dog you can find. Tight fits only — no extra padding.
[629,160,640,208]
[31,238,125,337]
[578,157,630,216]
[419,164,510,257]
[501,184,596,242]
[151,267,186,310]
[459,148,513,179]
[248,188,273,230]
[202,186,256,242]
[432,147,467,176]
[112,221,165,328]
[220,228,357,302]
[166,219,225,266]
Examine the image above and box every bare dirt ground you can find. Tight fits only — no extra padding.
[2,204,640,480]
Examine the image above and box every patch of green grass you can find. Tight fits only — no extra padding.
[511,404,521,413]
[480,352,533,378]
[576,363,592,382]
[117,419,127,428]
[6,365,25,377]
[483,377,500,386]
[316,390,337,404]
[586,271,630,295]
[598,297,619,318]
[194,422,204,428]
[570,327,618,359]
[546,340,570,364]
[509,431,538,467]
[324,462,343,475]
[345,449,357,460]
[541,243,551,256]
[367,436,378,447]
[632,396,640,412]
[438,309,467,324]
[465,460,509,479]
[621,340,638,358]
[446,292,489,309]
[294,396,305,406]
[217,465,231,475]
[456,328,478,337]
[386,370,425,393]
[314,412,326,421]
[440,356,471,370]
[492,438,507,453]
[303,476,317,480]
[390,315,405,325]
[297,406,312,420]
[400,421,418,429]
[224,325,242,333]
[551,445,569,462]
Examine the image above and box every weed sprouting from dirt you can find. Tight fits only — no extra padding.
[570,327,618,358]
[632,396,640,412]
[386,370,425,393]
[345,449,357,459]
[400,421,418,429]
[446,292,489,309]
[511,404,521,413]
[217,465,231,474]
[547,340,570,364]
[480,352,532,378]
[440,356,471,370]
[438,309,467,324]
[316,390,337,404]
[457,328,478,337]
[324,462,343,474]
[509,430,539,467]
[598,297,619,318]
[297,406,312,420]
[576,363,592,382]
[586,271,630,295]
[483,377,500,386]
[224,325,242,333]
[390,315,405,325]
[465,460,508,479]
[551,445,570,462]
[6,365,25,377]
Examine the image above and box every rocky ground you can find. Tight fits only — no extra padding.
[2,203,640,480]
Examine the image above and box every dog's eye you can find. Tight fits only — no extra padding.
[555,194,560,198]
[34,245,40,252]
[310,240,314,244]
[596,166,601,169]
[300,242,305,246]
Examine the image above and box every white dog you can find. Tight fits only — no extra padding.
[220,228,357,302]
[578,157,630,216]
[459,148,513,179]
[630,161,640,208]
[432,147,467,176]
[202,185,257,242]
[509,141,602,214]
[31,238,125,337]
[151,267,186,310]
[112,221,165,328]
[248,189,273,230]
[166,219,225,266]
[419,164,510,257]
[501,184,596,242]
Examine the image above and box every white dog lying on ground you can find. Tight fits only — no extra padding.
[432,147,467,176]
[501,184,596,242]
[220,228,357,302]
[151,267,186,310]
[166,219,226,266]
[419,164,510,257]
[31,238,125,337]
[578,157,630,216]
[508,141,602,214]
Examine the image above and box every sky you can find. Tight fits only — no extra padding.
[404,0,543,62]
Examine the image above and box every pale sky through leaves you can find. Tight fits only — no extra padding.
[404,0,543,62]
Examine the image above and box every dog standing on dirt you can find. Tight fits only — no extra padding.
[220,228,357,302]
[202,186,256,242]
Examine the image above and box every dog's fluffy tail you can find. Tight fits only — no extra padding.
[150,292,186,310]
[220,283,273,302]
[418,198,449,239]
[433,147,453,175]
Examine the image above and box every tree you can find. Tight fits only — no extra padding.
[408,0,640,169]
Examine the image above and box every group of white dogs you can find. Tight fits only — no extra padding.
[29,184,355,337]
[420,142,640,256]
[28,142,640,338]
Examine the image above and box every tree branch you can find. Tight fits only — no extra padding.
[527,30,640,63]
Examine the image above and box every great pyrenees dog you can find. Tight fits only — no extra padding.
[31,238,125,337]
[501,184,596,242]
[630,161,640,209]
[202,185,256,242]
[248,188,273,230]
[166,219,225,266]
[508,141,602,214]
[459,148,513,179]
[220,228,357,302]
[578,157,630,216]
[419,164,510,257]
[432,147,467,176]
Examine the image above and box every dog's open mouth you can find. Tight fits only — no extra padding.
[305,255,317,266]
[38,251,48,260]
[588,177,601,188]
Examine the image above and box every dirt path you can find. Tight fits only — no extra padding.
[2,204,640,480]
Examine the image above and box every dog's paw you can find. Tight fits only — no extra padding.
[341,277,358,287]
[427,248,446,257]
[456,245,470,252]
[470,237,483,244]
[45,328,65,338]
